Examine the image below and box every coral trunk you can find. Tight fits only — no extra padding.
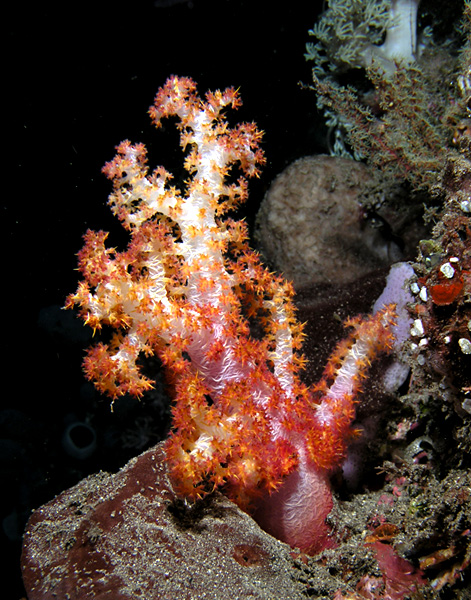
[253,460,335,555]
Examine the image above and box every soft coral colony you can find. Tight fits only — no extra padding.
[66,75,398,555]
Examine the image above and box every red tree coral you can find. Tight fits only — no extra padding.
[67,76,397,554]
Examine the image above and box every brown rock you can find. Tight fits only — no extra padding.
[21,443,308,600]
[255,155,402,288]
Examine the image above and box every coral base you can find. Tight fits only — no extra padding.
[253,463,336,555]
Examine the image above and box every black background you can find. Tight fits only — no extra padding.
[5,1,325,596]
